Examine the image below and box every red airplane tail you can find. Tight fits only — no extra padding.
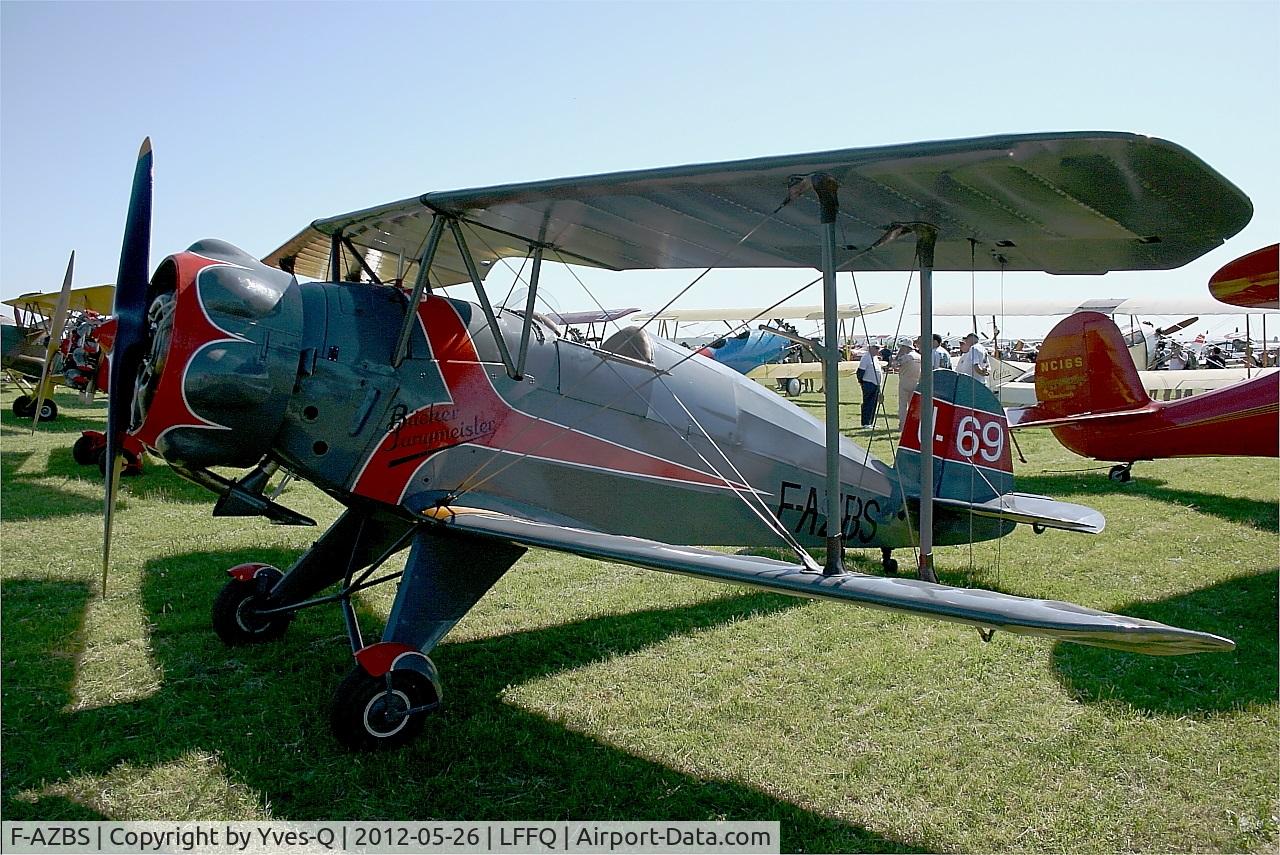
[1008,311,1159,429]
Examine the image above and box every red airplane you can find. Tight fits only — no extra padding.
[1209,243,1278,310]
[1008,247,1280,481]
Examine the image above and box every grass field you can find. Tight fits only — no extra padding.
[1,381,1276,852]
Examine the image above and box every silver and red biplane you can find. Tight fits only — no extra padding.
[102,133,1250,750]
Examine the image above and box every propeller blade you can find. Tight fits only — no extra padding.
[30,251,75,431]
[1157,316,1199,336]
[103,138,153,594]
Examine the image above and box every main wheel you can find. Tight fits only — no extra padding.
[331,666,437,751]
[784,377,802,397]
[37,399,57,421]
[211,567,291,645]
[11,395,32,417]
[1108,464,1132,483]
[72,434,100,465]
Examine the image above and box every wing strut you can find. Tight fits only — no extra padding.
[810,173,845,575]
[914,226,940,583]
[392,215,447,367]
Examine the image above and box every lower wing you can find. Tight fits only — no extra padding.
[422,507,1231,656]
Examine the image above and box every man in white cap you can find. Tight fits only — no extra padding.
[896,341,922,426]
[956,332,991,381]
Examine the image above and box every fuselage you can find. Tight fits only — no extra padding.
[1050,370,1280,462]
[130,242,1014,552]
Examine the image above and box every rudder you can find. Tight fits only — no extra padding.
[896,370,1014,504]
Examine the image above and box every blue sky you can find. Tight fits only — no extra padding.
[2,1,1276,339]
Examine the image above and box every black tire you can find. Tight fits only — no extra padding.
[12,395,32,417]
[37,400,56,422]
[72,434,99,465]
[211,568,291,645]
[1108,464,1132,483]
[882,557,899,576]
[330,666,436,751]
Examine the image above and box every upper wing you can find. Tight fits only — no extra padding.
[265,132,1251,286]
[1209,244,1279,310]
[422,507,1232,656]
[632,302,893,323]
[2,283,116,316]
[930,296,1258,317]
[547,308,640,325]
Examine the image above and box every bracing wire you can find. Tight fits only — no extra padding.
[849,267,920,568]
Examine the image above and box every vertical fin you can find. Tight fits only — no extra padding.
[1033,311,1150,418]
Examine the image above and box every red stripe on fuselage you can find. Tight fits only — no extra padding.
[351,296,742,506]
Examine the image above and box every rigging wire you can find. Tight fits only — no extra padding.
[440,245,823,566]
[859,266,920,566]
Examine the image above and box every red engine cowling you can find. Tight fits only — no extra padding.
[128,240,303,470]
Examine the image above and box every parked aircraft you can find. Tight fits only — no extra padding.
[934,298,1274,406]
[1209,243,1278,310]
[2,263,116,421]
[102,133,1245,750]
[1007,247,1280,481]
[633,302,892,389]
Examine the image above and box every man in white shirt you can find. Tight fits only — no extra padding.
[856,347,884,428]
[931,333,952,370]
[896,342,922,426]
[956,333,991,381]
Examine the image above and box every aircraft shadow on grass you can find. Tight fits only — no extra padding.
[0,443,217,523]
[1014,474,1279,533]
[1052,568,1279,715]
[0,553,925,853]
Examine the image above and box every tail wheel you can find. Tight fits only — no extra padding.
[11,395,32,417]
[211,566,291,645]
[331,666,437,751]
[72,435,100,465]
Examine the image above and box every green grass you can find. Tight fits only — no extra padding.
[1,383,1276,852]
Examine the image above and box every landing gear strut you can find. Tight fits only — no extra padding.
[1108,463,1133,483]
[206,506,525,751]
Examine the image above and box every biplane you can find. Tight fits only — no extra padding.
[102,133,1248,750]
[1008,246,1280,481]
[2,274,115,421]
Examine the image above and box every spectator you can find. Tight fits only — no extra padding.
[896,342,922,426]
[956,333,991,380]
[856,346,884,428]
[931,333,952,370]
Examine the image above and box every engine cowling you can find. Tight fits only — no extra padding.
[129,239,302,470]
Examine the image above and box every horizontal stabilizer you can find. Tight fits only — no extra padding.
[934,493,1104,534]
[423,507,1230,656]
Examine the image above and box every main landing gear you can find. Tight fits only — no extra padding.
[880,547,899,576]
[207,506,525,751]
[1108,463,1134,483]
[11,394,57,421]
